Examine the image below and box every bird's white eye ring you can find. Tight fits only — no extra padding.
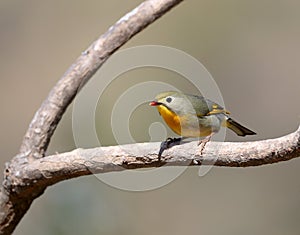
[166,97,172,103]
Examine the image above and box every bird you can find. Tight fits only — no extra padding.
[149,91,256,158]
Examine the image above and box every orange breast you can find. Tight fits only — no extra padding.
[157,105,182,135]
[156,105,215,137]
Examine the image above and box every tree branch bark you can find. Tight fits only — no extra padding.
[20,126,300,176]
[0,0,183,234]
[3,125,300,208]
[21,125,300,181]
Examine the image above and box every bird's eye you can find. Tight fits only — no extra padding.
[166,97,172,103]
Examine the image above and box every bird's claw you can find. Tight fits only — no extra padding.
[158,137,182,160]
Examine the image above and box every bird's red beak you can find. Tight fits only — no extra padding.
[149,101,159,106]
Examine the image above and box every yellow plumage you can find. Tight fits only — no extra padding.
[156,105,182,136]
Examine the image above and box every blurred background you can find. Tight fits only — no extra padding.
[1,0,300,234]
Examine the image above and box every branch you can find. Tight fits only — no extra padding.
[0,0,183,234]
[10,126,300,194]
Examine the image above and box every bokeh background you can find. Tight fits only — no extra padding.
[1,0,300,234]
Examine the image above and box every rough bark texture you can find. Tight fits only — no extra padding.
[18,126,300,178]
[0,0,183,234]
[1,128,300,230]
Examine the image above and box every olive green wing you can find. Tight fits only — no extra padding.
[186,94,230,117]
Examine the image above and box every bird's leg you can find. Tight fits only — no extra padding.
[192,133,215,164]
[197,133,215,155]
[158,137,183,160]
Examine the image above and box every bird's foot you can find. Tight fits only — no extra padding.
[197,134,214,155]
[191,135,213,164]
[158,137,182,160]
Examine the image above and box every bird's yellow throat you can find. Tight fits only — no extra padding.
[156,105,182,136]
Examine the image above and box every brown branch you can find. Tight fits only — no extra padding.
[2,127,300,235]
[3,130,299,235]
[0,0,183,234]
[3,126,300,208]
[22,125,300,179]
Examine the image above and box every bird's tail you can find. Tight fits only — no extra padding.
[225,118,256,136]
